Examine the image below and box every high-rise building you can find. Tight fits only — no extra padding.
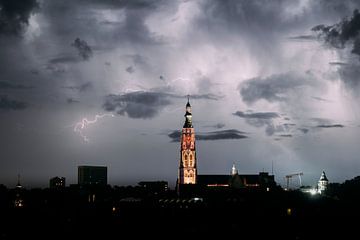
[49,176,66,188]
[178,97,197,186]
[78,166,107,186]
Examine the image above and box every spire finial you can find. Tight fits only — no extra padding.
[187,94,190,103]
[231,162,238,176]
[16,174,22,188]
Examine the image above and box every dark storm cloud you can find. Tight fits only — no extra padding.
[203,123,225,129]
[310,118,345,130]
[0,81,32,89]
[168,129,247,142]
[126,66,135,74]
[311,96,331,102]
[279,134,292,137]
[48,56,79,64]
[298,128,309,134]
[317,124,345,128]
[288,35,317,40]
[71,38,93,60]
[188,94,222,101]
[63,82,93,92]
[239,72,314,104]
[103,90,221,119]
[66,98,79,104]
[329,62,348,66]
[0,96,27,110]
[312,10,360,92]
[233,111,280,119]
[103,91,172,119]
[233,110,287,136]
[312,9,360,53]
[0,0,39,35]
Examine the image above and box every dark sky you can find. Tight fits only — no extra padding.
[1,0,360,188]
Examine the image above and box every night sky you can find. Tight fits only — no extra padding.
[1,0,360,188]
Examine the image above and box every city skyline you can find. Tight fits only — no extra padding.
[1,0,360,188]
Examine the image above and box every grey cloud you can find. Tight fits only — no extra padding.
[48,56,79,64]
[288,35,317,40]
[66,98,79,104]
[63,82,93,92]
[239,72,315,104]
[71,38,93,60]
[312,96,331,102]
[0,0,39,35]
[188,93,222,101]
[233,110,287,136]
[329,62,348,66]
[279,134,292,137]
[233,111,279,119]
[102,90,221,119]
[312,10,360,92]
[337,63,360,91]
[0,96,27,110]
[0,81,32,89]
[126,66,135,74]
[203,123,225,129]
[168,129,248,142]
[317,124,345,128]
[298,128,309,134]
[103,91,172,119]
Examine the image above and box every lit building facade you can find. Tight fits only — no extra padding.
[178,98,197,186]
[317,171,329,193]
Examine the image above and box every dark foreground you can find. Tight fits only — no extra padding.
[1,185,359,239]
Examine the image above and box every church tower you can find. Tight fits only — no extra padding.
[178,96,197,185]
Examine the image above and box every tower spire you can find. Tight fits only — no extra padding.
[184,95,192,128]
[178,97,197,187]
[16,174,22,188]
[231,163,238,176]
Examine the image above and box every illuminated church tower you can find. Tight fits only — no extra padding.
[178,96,197,185]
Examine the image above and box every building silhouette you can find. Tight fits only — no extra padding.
[78,166,107,186]
[49,176,66,188]
[178,97,197,186]
[197,163,276,190]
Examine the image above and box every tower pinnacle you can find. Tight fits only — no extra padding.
[184,95,192,128]
[178,97,197,186]
[231,163,238,176]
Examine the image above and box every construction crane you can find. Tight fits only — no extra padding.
[285,172,303,190]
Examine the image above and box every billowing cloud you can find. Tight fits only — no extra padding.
[71,38,93,60]
[103,91,172,119]
[0,0,39,35]
[103,91,221,119]
[168,129,248,142]
[0,96,27,110]
[312,9,360,54]
[233,110,285,136]
[239,72,318,105]
[313,9,360,92]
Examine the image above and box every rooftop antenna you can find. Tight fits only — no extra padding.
[271,161,274,175]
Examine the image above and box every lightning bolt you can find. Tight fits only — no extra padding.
[74,113,114,142]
